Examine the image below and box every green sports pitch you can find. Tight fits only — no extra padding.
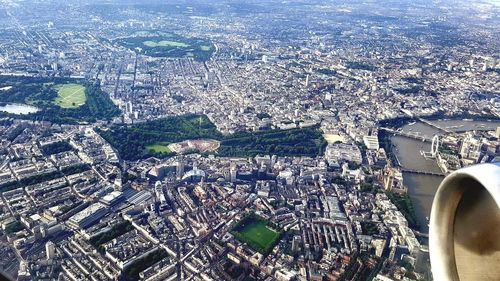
[231,216,281,254]
[145,142,172,154]
[53,84,86,108]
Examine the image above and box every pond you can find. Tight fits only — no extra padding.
[0,103,40,115]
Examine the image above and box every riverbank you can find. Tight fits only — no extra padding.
[377,116,500,234]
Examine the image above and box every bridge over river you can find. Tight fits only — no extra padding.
[380,127,433,142]
[401,168,444,177]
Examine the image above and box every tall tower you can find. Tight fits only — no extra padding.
[176,157,184,180]
[230,163,237,183]
[46,241,55,260]
[431,135,440,158]
[126,101,133,115]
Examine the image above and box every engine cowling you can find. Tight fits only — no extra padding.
[430,163,500,281]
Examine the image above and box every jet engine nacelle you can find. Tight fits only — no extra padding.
[430,163,500,280]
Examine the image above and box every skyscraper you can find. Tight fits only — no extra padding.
[46,241,55,260]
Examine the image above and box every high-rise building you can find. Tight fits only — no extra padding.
[155,181,166,204]
[126,101,133,115]
[292,235,301,252]
[46,241,55,260]
[230,163,237,183]
[176,158,185,180]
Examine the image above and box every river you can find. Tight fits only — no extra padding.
[390,119,500,234]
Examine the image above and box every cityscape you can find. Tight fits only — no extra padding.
[0,0,499,280]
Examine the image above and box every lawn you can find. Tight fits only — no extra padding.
[232,215,281,254]
[143,40,189,48]
[146,142,172,154]
[53,83,86,108]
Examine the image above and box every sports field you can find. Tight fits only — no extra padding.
[146,142,172,154]
[232,217,280,253]
[53,84,86,108]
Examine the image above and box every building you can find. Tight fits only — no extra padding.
[154,182,166,204]
[275,269,297,281]
[382,167,406,194]
[176,159,185,179]
[371,238,387,257]
[325,143,362,166]
[459,134,482,164]
[363,135,380,150]
[373,275,396,281]
[181,168,205,182]
[68,203,108,229]
[45,241,55,260]
[230,163,238,183]
[148,164,174,180]
[291,235,301,252]
[128,190,154,206]
[100,191,124,206]
[126,101,133,115]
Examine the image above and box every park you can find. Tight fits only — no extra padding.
[231,214,281,254]
[53,83,86,108]
[116,33,214,61]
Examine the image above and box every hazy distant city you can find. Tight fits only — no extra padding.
[0,0,498,280]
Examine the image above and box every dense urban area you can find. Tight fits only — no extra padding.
[0,0,499,280]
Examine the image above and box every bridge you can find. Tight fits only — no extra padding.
[380,127,433,142]
[417,117,452,134]
[401,168,444,176]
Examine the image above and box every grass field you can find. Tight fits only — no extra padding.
[146,142,172,154]
[232,217,280,254]
[143,40,189,48]
[53,84,86,108]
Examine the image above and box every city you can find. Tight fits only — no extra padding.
[0,0,499,280]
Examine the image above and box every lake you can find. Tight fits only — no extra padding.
[0,103,40,115]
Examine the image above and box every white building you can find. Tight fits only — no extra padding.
[363,135,380,150]
[46,241,55,260]
[325,143,362,165]
[68,203,108,229]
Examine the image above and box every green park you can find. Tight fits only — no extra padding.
[116,33,214,61]
[97,114,327,160]
[231,214,281,254]
[0,76,120,123]
[145,142,172,154]
[53,83,86,108]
